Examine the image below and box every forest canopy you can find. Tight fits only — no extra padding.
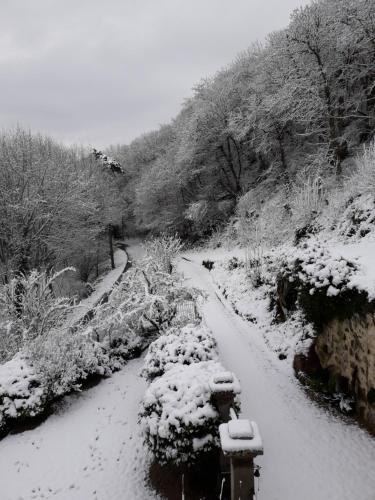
[108,0,375,239]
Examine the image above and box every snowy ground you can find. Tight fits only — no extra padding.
[0,357,160,500]
[178,255,375,500]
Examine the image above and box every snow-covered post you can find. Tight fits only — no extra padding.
[219,420,263,500]
[209,371,241,423]
[210,371,241,476]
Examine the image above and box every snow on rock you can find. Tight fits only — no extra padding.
[141,322,218,381]
[139,360,225,465]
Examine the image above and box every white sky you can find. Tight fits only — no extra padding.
[0,0,310,148]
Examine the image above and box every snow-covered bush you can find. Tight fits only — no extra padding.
[237,188,293,247]
[139,361,225,465]
[321,143,375,240]
[27,329,111,398]
[348,141,375,196]
[141,323,217,381]
[283,242,358,295]
[143,234,183,274]
[184,200,209,224]
[90,261,193,345]
[0,318,23,364]
[277,242,368,331]
[245,231,265,288]
[336,194,375,239]
[0,354,47,431]
[0,268,74,348]
[87,275,147,363]
[289,173,325,226]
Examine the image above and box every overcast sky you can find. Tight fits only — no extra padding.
[0,0,309,149]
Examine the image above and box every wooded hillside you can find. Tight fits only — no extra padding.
[108,0,375,240]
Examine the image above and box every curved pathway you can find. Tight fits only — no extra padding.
[65,248,128,329]
[178,256,375,500]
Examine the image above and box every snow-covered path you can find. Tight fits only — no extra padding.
[65,248,128,329]
[179,257,375,500]
[0,357,160,500]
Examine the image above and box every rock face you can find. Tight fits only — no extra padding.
[276,263,375,433]
[315,313,375,433]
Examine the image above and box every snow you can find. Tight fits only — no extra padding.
[0,356,160,500]
[178,255,375,500]
[139,360,224,465]
[0,241,161,500]
[228,419,254,439]
[65,248,128,329]
[328,237,375,300]
[220,421,263,455]
[209,371,241,395]
[141,322,218,381]
[195,251,314,362]
[0,238,374,499]
[0,355,46,427]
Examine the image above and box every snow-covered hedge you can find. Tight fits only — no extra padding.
[28,330,112,398]
[141,323,217,381]
[139,361,225,465]
[0,355,47,432]
[283,241,359,297]
[276,241,370,332]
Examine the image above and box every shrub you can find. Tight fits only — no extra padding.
[143,234,183,274]
[0,268,74,347]
[141,323,217,381]
[0,319,23,364]
[0,354,47,432]
[348,140,375,196]
[237,188,293,247]
[277,242,370,332]
[90,260,192,342]
[27,329,111,398]
[336,194,375,239]
[289,172,326,227]
[139,361,225,465]
[226,257,243,271]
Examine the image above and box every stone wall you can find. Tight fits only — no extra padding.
[315,313,375,433]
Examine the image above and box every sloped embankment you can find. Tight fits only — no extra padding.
[275,240,375,433]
